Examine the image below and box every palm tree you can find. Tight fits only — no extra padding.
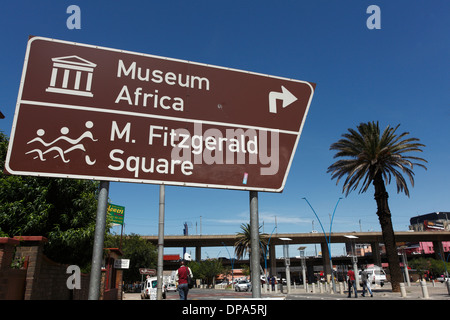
[327,121,427,292]
[234,223,268,260]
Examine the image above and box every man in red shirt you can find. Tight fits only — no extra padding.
[347,269,357,298]
[176,260,193,300]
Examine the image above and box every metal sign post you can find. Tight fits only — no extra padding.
[88,181,110,300]
[156,184,165,300]
[250,191,261,298]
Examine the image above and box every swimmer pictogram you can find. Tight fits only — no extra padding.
[26,120,98,165]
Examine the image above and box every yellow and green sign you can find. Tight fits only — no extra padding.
[107,203,125,225]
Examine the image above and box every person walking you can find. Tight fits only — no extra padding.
[176,259,193,300]
[361,267,373,297]
[347,268,357,298]
[270,275,276,291]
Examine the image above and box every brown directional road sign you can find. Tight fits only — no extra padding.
[6,36,315,192]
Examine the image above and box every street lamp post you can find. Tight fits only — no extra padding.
[302,197,342,293]
[399,246,411,286]
[222,242,235,285]
[280,237,292,294]
[260,242,267,292]
[261,226,277,291]
[345,235,360,290]
[298,246,307,289]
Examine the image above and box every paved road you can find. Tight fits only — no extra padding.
[123,283,448,319]
[125,288,257,300]
[124,282,450,301]
[284,282,450,300]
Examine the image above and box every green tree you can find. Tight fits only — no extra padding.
[327,121,427,292]
[409,257,450,280]
[409,257,430,280]
[0,132,101,270]
[241,264,250,277]
[429,258,450,277]
[234,223,268,260]
[104,233,157,283]
[189,259,224,286]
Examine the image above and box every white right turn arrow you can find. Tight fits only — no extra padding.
[268,86,298,114]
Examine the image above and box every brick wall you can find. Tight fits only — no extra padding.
[0,237,90,300]
[0,237,122,300]
[0,238,26,300]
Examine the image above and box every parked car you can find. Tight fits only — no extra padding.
[166,283,177,292]
[232,277,246,285]
[235,280,251,292]
[359,268,387,286]
[436,275,449,283]
[260,275,267,284]
[141,277,166,299]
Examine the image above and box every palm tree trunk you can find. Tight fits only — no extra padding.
[373,172,403,292]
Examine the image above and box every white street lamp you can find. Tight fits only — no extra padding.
[280,238,292,293]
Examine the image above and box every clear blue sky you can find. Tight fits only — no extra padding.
[1,1,449,258]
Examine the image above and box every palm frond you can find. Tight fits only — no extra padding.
[234,223,268,260]
[327,121,427,197]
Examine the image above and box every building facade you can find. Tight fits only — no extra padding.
[407,212,450,255]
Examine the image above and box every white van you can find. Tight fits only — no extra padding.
[359,267,386,286]
[141,277,166,299]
